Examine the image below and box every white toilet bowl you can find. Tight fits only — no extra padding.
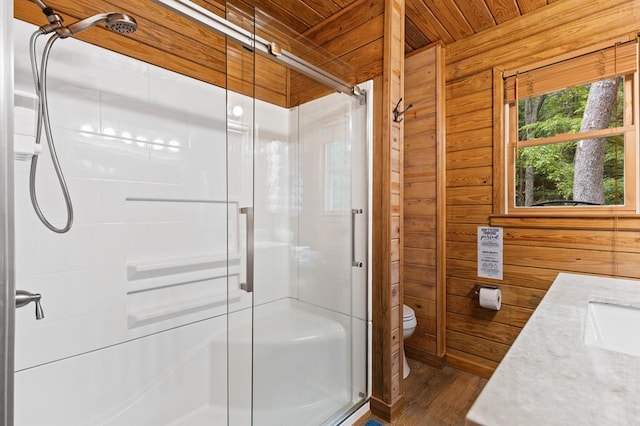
[402,304,417,379]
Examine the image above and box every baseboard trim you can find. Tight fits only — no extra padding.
[406,346,445,369]
[370,395,405,422]
[445,352,495,379]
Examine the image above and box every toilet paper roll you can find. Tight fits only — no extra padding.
[479,287,502,310]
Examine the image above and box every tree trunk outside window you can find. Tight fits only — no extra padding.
[573,79,617,204]
[525,165,534,206]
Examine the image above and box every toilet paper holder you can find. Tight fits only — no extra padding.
[474,284,499,298]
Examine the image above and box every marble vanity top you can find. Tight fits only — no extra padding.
[466,272,640,425]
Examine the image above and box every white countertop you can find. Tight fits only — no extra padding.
[466,272,640,425]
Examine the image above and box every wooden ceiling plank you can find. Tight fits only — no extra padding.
[422,0,474,40]
[299,0,342,18]
[321,12,384,57]
[453,0,496,33]
[447,0,629,65]
[234,0,311,34]
[405,0,454,44]
[447,0,640,81]
[332,0,357,7]
[405,41,414,53]
[289,11,383,91]
[483,0,521,24]
[516,0,547,14]
[251,0,326,28]
[405,16,432,51]
[303,0,384,46]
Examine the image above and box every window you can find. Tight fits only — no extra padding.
[324,139,351,211]
[502,40,638,214]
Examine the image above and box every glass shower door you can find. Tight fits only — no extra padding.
[225,5,256,425]
[249,9,369,424]
[226,5,369,424]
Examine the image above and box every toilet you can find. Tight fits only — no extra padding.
[402,304,417,379]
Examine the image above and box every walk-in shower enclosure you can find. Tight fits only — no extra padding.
[0,1,371,424]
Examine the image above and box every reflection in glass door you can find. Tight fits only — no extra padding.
[246,8,370,425]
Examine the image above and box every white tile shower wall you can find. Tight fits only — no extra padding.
[14,315,229,425]
[12,18,239,370]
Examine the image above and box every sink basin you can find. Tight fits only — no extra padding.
[584,301,640,356]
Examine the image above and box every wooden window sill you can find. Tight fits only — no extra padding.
[489,214,640,231]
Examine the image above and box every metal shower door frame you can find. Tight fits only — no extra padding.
[0,0,16,424]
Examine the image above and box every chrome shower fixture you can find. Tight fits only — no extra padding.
[31,0,64,31]
[28,2,137,233]
[31,1,138,37]
[54,12,138,38]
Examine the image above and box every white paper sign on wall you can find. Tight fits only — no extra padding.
[477,226,503,280]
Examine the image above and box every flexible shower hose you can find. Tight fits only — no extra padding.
[29,30,74,233]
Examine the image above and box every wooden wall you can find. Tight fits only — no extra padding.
[443,0,640,378]
[403,43,445,366]
[370,0,405,419]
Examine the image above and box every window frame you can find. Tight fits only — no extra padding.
[496,40,640,216]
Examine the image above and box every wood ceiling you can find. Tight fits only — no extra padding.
[14,0,559,106]
[234,0,558,52]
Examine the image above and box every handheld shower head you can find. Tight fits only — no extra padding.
[59,12,137,38]
[105,14,138,34]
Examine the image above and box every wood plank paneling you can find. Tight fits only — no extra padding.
[444,0,640,376]
[516,0,546,14]
[483,0,520,24]
[447,147,493,169]
[446,348,497,379]
[452,0,495,33]
[446,185,492,205]
[447,329,509,363]
[446,69,493,99]
[447,127,492,152]
[446,0,638,80]
[446,107,492,134]
[403,44,445,369]
[405,17,431,52]
[403,0,549,53]
[446,167,492,187]
[446,89,492,116]
[421,0,473,41]
[371,0,405,419]
[405,0,454,45]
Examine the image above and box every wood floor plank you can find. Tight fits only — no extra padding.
[364,359,487,425]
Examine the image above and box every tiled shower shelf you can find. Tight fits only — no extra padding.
[127,290,243,328]
[127,253,240,280]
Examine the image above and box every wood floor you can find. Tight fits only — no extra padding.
[364,358,487,426]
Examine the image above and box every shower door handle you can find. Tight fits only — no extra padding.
[352,209,363,268]
[240,207,254,293]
